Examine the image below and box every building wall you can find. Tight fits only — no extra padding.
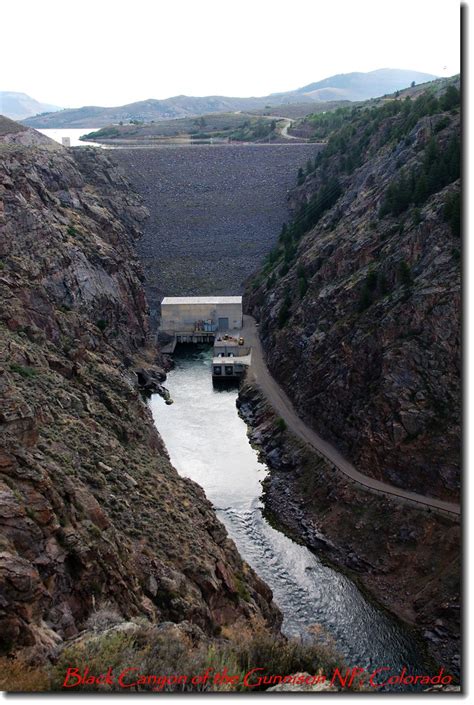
[161,302,242,332]
[214,344,250,357]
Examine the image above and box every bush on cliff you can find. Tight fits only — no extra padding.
[0,620,344,693]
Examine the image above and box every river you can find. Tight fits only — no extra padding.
[149,346,430,689]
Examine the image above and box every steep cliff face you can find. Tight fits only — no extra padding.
[247,85,461,501]
[0,123,280,659]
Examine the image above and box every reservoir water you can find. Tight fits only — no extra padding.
[38,128,105,147]
[150,346,430,687]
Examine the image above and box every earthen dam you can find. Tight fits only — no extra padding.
[111,144,320,326]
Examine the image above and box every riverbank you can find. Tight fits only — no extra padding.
[237,381,461,679]
[149,346,436,685]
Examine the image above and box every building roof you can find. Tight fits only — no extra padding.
[161,296,242,305]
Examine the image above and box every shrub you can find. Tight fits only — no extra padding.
[85,607,125,632]
[96,319,108,332]
[380,134,460,217]
[296,177,341,236]
[0,657,50,692]
[440,85,460,111]
[444,191,461,237]
[296,263,306,278]
[275,417,287,432]
[277,304,290,328]
[43,621,344,693]
[357,268,380,312]
[9,363,37,378]
[266,273,276,290]
[357,286,372,313]
[398,260,413,286]
[365,268,378,291]
[412,208,422,225]
[277,293,292,328]
[298,276,308,299]
[284,242,296,264]
[434,116,451,133]
[378,273,390,295]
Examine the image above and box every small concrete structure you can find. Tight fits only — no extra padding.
[160,296,243,340]
[61,136,71,147]
[212,353,252,380]
[212,333,251,379]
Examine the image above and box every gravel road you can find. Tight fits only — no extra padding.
[242,315,461,519]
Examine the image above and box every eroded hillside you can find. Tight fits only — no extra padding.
[247,84,461,501]
[0,121,280,659]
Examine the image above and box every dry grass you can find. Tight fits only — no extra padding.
[0,658,50,692]
[0,617,345,693]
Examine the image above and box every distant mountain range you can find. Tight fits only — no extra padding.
[273,68,438,102]
[18,69,437,128]
[0,92,62,121]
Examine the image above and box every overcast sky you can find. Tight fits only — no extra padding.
[2,0,461,108]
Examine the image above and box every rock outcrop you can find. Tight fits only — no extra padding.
[247,84,461,501]
[0,122,280,661]
[238,382,460,676]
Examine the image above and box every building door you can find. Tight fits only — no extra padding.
[218,317,229,331]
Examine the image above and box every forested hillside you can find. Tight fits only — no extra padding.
[247,82,461,500]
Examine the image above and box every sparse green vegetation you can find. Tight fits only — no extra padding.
[275,417,287,432]
[357,269,377,312]
[260,172,341,284]
[83,113,279,144]
[229,118,274,142]
[83,126,121,140]
[303,81,460,178]
[96,319,108,332]
[266,272,276,290]
[35,621,343,693]
[277,292,292,328]
[412,208,422,225]
[357,266,393,312]
[298,275,308,299]
[440,85,461,111]
[379,134,460,217]
[9,363,37,378]
[444,191,461,237]
[397,260,413,287]
[234,576,251,601]
[276,177,342,265]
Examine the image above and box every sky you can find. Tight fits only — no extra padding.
[2,0,461,108]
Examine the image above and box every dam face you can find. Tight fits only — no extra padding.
[111,144,320,325]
